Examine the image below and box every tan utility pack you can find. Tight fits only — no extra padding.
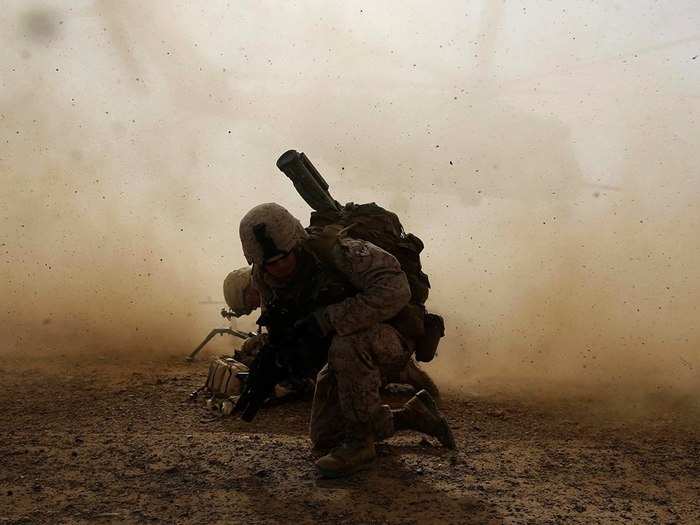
[205,356,249,397]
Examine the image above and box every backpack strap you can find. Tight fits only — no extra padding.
[304,224,353,266]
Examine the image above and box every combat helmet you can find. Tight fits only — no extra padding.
[223,267,254,315]
[239,203,308,265]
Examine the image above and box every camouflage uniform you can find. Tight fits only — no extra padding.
[253,236,412,447]
[239,203,454,477]
[311,323,410,447]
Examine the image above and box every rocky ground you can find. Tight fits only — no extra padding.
[0,353,698,524]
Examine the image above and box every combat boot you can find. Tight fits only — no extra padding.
[399,359,441,401]
[315,435,376,478]
[394,389,456,449]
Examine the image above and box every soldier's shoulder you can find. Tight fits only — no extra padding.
[333,236,400,273]
[336,236,374,257]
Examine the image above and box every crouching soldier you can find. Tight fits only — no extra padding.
[238,203,455,478]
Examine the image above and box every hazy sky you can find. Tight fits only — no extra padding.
[1,1,698,394]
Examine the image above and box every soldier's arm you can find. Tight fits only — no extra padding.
[317,238,411,336]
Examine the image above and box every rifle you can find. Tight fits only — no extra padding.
[234,301,329,422]
[186,308,256,362]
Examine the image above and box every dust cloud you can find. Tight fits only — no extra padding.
[1,1,698,397]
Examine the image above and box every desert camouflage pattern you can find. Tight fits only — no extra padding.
[250,231,413,446]
[253,235,412,335]
[318,237,412,336]
[310,322,411,448]
[239,203,308,265]
[312,238,412,444]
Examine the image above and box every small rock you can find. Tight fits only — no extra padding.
[254,469,269,478]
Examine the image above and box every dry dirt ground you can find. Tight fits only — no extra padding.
[1,353,698,524]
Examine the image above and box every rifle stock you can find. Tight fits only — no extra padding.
[235,342,286,421]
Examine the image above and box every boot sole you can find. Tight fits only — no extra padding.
[416,390,457,450]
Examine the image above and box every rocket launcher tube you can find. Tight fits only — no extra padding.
[276,149,341,213]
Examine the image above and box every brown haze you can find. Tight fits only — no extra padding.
[1,1,698,399]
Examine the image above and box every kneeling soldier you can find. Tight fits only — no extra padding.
[238,203,455,478]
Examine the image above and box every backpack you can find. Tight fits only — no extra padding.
[308,202,431,305]
[307,202,444,362]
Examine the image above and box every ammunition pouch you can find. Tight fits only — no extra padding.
[389,303,426,340]
[414,313,445,362]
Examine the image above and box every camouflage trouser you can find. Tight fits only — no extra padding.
[309,322,411,448]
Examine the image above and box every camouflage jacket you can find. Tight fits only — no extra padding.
[252,236,411,337]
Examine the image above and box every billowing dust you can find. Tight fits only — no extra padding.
[1,1,698,400]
